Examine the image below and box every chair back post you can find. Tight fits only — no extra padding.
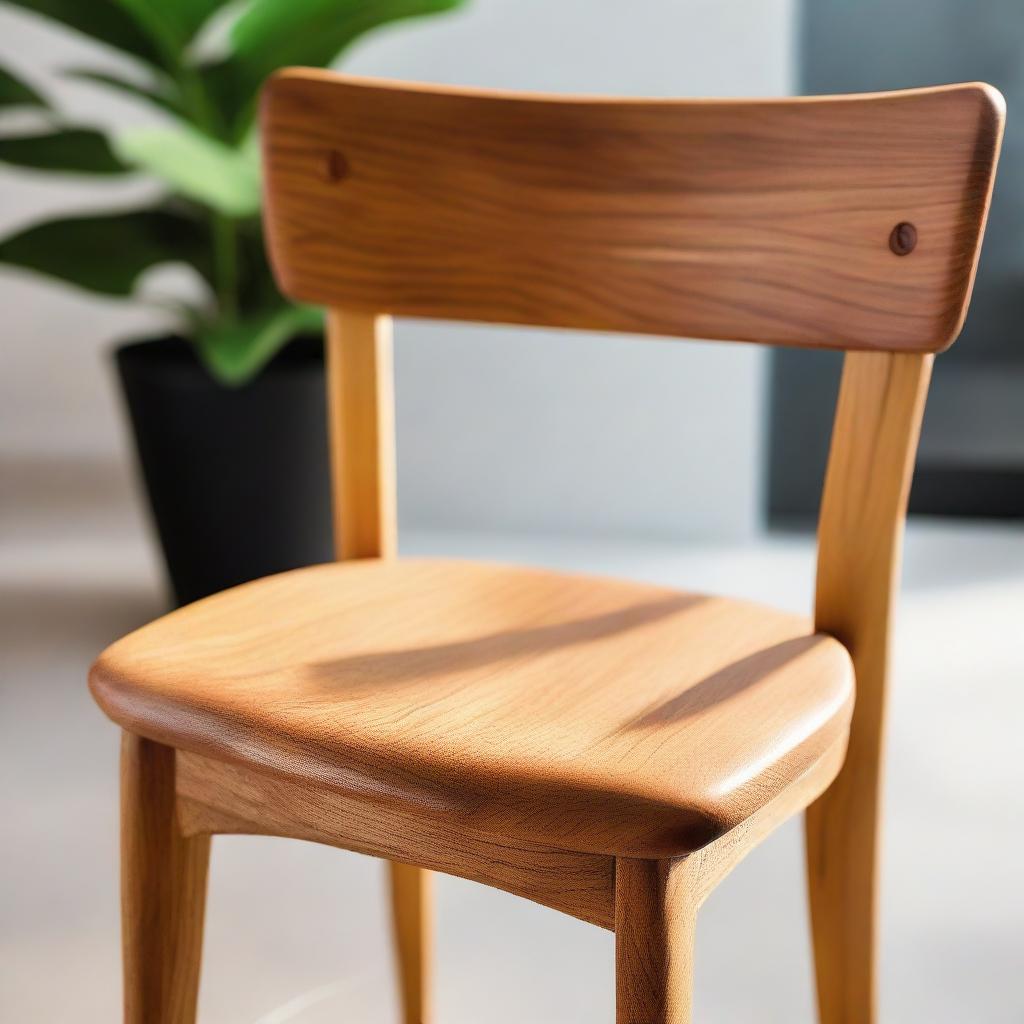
[815,350,934,741]
[805,349,932,1019]
[324,308,397,560]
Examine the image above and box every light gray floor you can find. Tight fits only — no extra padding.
[2,490,1023,1022]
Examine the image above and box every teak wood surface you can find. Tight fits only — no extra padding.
[93,558,855,857]
[262,73,1001,354]
[90,73,1004,1024]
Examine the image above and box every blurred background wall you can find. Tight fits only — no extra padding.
[0,0,795,545]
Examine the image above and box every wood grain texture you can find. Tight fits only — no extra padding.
[614,732,847,1024]
[262,72,1003,354]
[807,351,934,1024]
[686,731,848,905]
[325,308,396,560]
[176,750,615,928]
[121,734,209,1024]
[615,857,699,1024]
[91,558,854,860]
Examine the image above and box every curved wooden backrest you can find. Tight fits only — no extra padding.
[261,71,1002,353]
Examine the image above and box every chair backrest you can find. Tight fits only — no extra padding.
[259,73,1003,884]
[261,72,1002,353]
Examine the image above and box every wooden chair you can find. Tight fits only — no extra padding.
[90,72,1003,1023]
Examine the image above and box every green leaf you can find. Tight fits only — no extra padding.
[0,129,127,173]
[112,124,260,216]
[111,0,228,61]
[231,0,464,68]
[1,0,167,70]
[0,207,212,296]
[64,68,184,119]
[204,0,466,136]
[0,65,48,109]
[195,303,322,384]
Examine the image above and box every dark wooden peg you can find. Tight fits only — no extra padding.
[325,149,350,182]
[889,221,917,256]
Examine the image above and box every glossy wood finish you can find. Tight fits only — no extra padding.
[175,750,616,928]
[121,735,209,1024]
[262,73,1002,354]
[91,558,855,859]
[806,351,933,1023]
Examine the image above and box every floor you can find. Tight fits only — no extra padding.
[2,486,1023,1022]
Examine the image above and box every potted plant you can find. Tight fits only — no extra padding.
[0,0,465,605]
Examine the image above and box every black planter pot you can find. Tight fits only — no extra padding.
[115,335,333,606]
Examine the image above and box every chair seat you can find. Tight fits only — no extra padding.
[90,558,854,858]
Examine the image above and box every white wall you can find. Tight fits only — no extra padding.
[0,0,795,540]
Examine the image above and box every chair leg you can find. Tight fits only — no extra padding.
[121,733,210,1024]
[615,857,698,1024]
[805,767,880,1024]
[389,861,433,1024]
